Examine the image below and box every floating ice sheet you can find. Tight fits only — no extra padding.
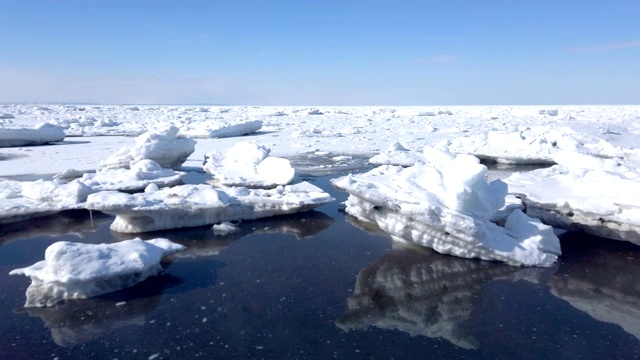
[86,181,334,233]
[448,126,623,165]
[332,147,561,267]
[505,151,640,244]
[9,238,185,307]
[180,119,262,138]
[0,123,65,147]
[0,160,185,224]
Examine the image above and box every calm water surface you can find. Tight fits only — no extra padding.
[1,175,639,359]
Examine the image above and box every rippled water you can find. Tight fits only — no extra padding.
[1,175,639,359]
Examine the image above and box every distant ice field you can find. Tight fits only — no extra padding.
[1,104,639,177]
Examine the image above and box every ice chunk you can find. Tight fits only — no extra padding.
[332,147,560,267]
[80,159,185,192]
[98,126,195,170]
[448,126,623,165]
[203,141,296,188]
[9,238,185,307]
[86,182,334,233]
[180,120,262,138]
[0,123,65,147]
[369,142,425,167]
[505,152,640,244]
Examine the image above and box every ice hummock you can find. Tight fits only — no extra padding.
[98,125,195,171]
[180,119,262,139]
[0,123,65,147]
[9,238,185,307]
[203,141,296,188]
[332,146,561,267]
[0,160,185,224]
[86,181,335,233]
[505,151,640,244]
[448,126,623,165]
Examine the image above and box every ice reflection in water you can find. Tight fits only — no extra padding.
[21,273,182,347]
[550,232,640,340]
[337,234,555,349]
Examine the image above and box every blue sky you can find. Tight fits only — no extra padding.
[1,0,638,105]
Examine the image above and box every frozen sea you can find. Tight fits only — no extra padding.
[1,174,639,359]
[2,104,640,358]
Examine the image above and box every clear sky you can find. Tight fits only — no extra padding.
[1,0,638,105]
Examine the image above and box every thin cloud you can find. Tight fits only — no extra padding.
[416,54,460,64]
[567,39,640,53]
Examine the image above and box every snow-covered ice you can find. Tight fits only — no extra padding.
[333,146,561,266]
[0,123,65,147]
[9,238,185,307]
[86,181,334,233]
[505,151,640,244]
[203,141,296,187]
[98,126,195,171]
[448,126,623,165]
[180,119,262,139]
[0,160,185,223]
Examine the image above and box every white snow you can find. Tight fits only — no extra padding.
[203,141,296,187]
[86,181,334,233]
[0,123,65,147]
[9,238,185,307]
[98,125,195,171]
[180,119,262,138]
[332,146,561,266]
[505,151,640,244]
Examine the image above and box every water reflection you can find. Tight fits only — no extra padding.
[550,232,640,340]
[19,273,182,347]
[337,240,555,350]
[115,210,334,259]
[0,209,112,245]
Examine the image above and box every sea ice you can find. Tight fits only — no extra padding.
[203,141,296,187]
[0,160,185,223]
[9,238,185,307]
[448,126,623,165]
[0,123,65,147]
[98,126,195,170]
[86,181,334,233]
[369,142,426,167]
[505,151,640,244]
[332,147,561,267]
[180,119,262,138]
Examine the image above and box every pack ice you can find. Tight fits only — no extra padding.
[86,181,334,233]
[0,160,185,223]
[332,146,561,267]
[505,151,640,244]
[9,238,185,307]
[0,123,65,147]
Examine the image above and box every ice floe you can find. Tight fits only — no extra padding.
[0,160,185,223]
[203,141,296,187]
[448,126,623,165]
[98,126,195,171]
[332,146,561,266]
[0,123,65,147]
[180,119,262,138]
[9,238,185,307]
[86,181,334,233]
[505,151,640,244]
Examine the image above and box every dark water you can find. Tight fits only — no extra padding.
[1,175,640,359]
